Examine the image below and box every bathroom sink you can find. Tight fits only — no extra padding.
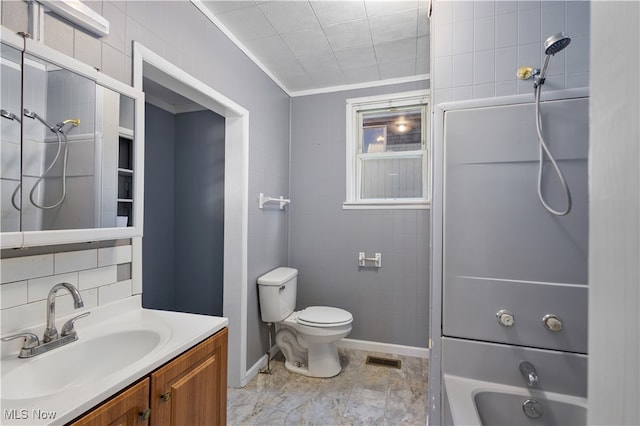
[0,298,228,425]
[1,328,164,401]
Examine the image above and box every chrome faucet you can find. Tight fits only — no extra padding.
[1,283,89,358]
[44,282,84,342]
[519,361,539,388]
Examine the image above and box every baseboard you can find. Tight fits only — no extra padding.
[241,343,280,387]
[338,338,430,359]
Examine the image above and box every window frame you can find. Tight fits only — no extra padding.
[344,90,430,210]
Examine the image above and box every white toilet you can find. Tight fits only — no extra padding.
[257,267,353,378]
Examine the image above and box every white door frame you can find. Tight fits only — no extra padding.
[132,42,249,387]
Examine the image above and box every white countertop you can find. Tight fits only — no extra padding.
[0,296,228,425]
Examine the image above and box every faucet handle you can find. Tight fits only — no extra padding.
[1,332,40,349]
[61,312,91,337]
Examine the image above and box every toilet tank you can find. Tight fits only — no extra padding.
[257,267,298,322]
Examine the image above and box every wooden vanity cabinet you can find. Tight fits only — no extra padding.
[69,328,228,426]
[150,328,228,426]
[70,378,150,426]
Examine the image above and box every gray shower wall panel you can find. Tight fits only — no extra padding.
[442,96,589,353]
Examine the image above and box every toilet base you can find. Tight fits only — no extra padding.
[282,342,342,378]
[276,327,344,378]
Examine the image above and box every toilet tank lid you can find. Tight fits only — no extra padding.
[257,267,298,286]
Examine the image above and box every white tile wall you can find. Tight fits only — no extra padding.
[432,0,591,104]
[0,245,135,335]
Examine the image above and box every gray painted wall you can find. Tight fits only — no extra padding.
[174,110,225,316]
[142,105,225,317]
[2,0,291,371]
[289,81,430,348]
[142,103,176,311]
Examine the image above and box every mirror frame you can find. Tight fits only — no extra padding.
[1,27,145,249]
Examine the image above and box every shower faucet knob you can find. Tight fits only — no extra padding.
[542,314,563,332]
[496,309,515,327]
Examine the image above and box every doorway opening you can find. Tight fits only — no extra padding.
[132,42,249,387]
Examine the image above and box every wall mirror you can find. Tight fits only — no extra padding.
[0,32,144,248]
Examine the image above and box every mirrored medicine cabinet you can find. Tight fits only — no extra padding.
[1,29,144,248]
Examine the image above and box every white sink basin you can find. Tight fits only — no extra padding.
[0,297,228,425]
[2,328,164,400]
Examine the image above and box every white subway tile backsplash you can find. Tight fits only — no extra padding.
[1,254,53,284]
[54,249,97,274]
[78,266,118,291]
[98,246,132,267]
[102,1,127,54]
[1,300,46,335]
[1,281,27,309]
[28,272,79,302]
[99,280,133,305]
[43,13,74,58]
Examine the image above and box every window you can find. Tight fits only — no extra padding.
[345,90,430,209]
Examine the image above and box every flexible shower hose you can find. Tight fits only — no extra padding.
[29,129,69,210]
[534,85,572,216]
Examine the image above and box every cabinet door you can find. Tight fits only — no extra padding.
[151,328,228,426]
[70,378,150,426]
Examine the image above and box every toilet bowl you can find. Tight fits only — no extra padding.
[257,267,353,378]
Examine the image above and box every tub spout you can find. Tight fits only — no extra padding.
[519,361,539,388]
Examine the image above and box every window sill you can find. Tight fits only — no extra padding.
[342,201,430,210]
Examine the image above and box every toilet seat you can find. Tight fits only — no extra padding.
[297,306,353,327]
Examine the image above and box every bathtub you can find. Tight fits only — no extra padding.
[444,374,587,426]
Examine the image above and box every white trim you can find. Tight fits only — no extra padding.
[338,338,430,359]
[291,74,430,98]
[343,201,430,210]
[132,42,249,389]
[190,0,429,98]
[346,90,431,207]
[190,0,291,96]
[243,343,280,386]
[244,354,268,387]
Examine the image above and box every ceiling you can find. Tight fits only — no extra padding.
[199,0,430,95]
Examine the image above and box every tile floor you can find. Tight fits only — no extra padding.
[227,348,429,425]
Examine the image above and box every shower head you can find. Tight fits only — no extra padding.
[544,32,571,56]
[24,109,57,132]
[533,33,572,88]
[1,109,21,122]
